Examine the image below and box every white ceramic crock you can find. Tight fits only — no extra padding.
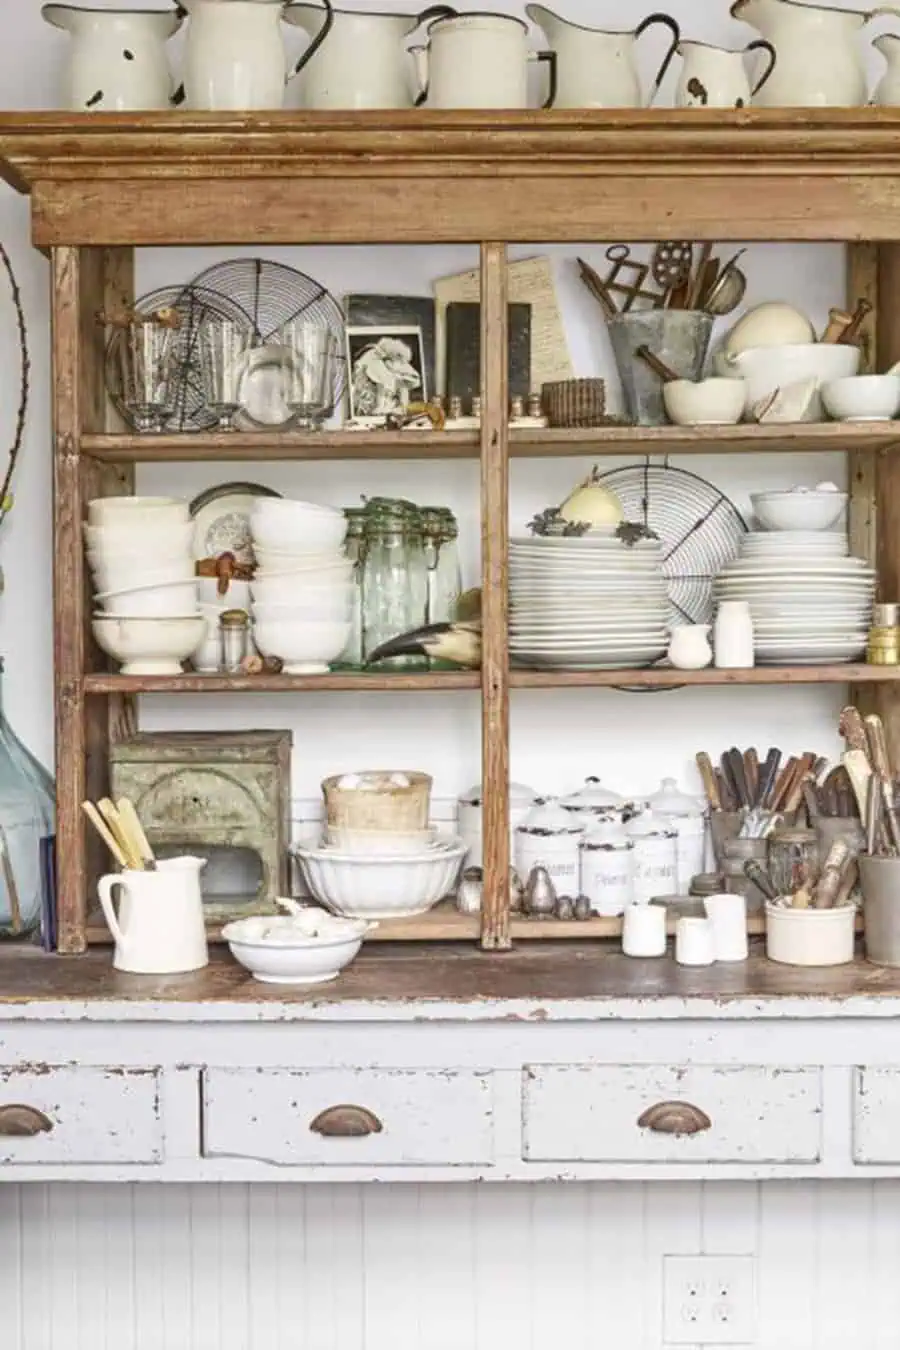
[579,817,634,917]
[457,780,537,869]
[42,4,182,111]
[646,779,708,894]
[514,800,582,897]
[626,809,678,906]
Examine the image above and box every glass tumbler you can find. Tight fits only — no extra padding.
[112,319,177,432]
[280,321,338,427]
[198,318,256,429]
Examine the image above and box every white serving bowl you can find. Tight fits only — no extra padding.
[89,559,196,592]
[250,566,354,602]
[324,826,437,856]
[253,617,351,674]
[253,546,348,572]
[750,490,848,532]
[718,343,860,420]
[87,496,189,527]
[92,615,206,675]
[94,578,200,617]
[252,594,353,623]
[222,911,370,985]
[250,501,346,555]
[197,577,251,610]
[663,377,746,427]
[295,837,467,918]
[822,374,900,422]
[84,521,196,554]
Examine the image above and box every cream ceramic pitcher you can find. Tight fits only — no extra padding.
[285,3,454,109]
[525,5,680,108]
[414,12,557,109]
[732,0,900,106]
[180,0,333,110]
[675,39,777,107]
[42,4,182,111]
[98,856,209,975]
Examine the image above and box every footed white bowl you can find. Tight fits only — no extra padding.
[294,837,467,918]
[750,490,847,532]
[222,911,371,985]
[93,615,206,676]
[94,578,199,617]
[253,616,350,674]
[822,374,900,423]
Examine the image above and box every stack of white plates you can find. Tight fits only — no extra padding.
[509,533,670,670]
[714,531,874,665]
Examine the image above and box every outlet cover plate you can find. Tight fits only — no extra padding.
[663,1255,756,1345]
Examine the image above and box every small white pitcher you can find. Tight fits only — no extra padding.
[98,856,209,975]
[675,39,777,108]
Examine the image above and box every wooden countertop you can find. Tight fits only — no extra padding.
[1,942,900,1022]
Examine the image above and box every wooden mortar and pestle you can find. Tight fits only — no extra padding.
[635,345,746,428]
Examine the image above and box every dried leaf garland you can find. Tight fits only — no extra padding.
[0,240,29,530]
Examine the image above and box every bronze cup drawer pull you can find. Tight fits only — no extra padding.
[0,1104,54,1137]
[310,1105,383,1138]
[638,1101,712,1137]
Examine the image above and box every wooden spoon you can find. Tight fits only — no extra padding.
[635,345,679,383]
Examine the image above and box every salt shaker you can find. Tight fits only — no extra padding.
[219,609,250,672]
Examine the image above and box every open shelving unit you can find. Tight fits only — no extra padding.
[2,109,900,954]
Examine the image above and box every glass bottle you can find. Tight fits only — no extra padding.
[338,506,367,670]
[362,504,428,669]
[0,660,56,939]
[420,507,464,670]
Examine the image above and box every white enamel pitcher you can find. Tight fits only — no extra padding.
[42,4,182,111]
[179,0,333,110]
[525,5,680,108]
[732,0,900,106]
[414,11,557,109]
[874,32,900,103]
[98,856,209,975]
[675,38,777,107]
[285,3,454,109]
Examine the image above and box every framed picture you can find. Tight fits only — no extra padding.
[346,325,427,421]
[344,295,436,400]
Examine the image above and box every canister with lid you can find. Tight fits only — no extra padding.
[457,780,538,868]
[579,815,634,916]
[647,777,707,893]
[560,777,626,826]
[514,799,582,897]
[626,808,678,905]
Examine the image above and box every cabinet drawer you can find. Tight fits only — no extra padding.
[0,1065,163,1166]
[523,1064,822,1165]
[202,1068,495,1167]
[853,1068,900,1163]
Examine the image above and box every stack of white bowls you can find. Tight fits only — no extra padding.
[86,496,205,675]
[248,498,353,674]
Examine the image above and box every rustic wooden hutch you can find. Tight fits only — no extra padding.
[0,109,899,955]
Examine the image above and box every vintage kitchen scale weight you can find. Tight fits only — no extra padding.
[109,731,292,925]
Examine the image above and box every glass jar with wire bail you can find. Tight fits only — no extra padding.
[420,506,463,668]
[361,499,428,669]
[335,506,367,670]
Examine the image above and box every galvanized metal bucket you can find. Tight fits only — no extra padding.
[608,310,714,426]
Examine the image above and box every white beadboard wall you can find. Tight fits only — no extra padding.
[0,1180,897,1350]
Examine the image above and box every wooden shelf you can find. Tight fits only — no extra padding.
[83,665,897,696]
[80,422,900,463]
[83,671,480,695]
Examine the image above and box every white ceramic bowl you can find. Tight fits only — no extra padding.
[87,496,189,527]
[765,900,855,967]
[252,595,353,623]
[718,343,860,420]
[222,911,370,985]
[295,837,467,918]
[253,546,349,572]
[250,566,353,602]
[750,490,848,532]
[253,617,351,674]
[84,521,195,554]
[197,577,251,610]
[94,578,199,617]
[663,378,746,427]
[92,615,206,675]
[250,501,346,555]
[822,374,900,422]
[89,559,196,592]
[324,826,436,856]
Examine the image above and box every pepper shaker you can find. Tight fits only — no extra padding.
[219,609,251,673]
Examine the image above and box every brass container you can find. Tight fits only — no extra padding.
[867,625,900,666]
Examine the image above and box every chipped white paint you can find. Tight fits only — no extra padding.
[522,1064,822,1165]
[0,1065,162,1166]
[852,1066,900,1163]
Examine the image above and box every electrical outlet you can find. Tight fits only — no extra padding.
[663,1255,756,1345]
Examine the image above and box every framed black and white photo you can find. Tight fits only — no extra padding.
[344,294,436,398]
[346,325,427,422]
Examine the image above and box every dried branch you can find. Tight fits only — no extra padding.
[0,240,29,529]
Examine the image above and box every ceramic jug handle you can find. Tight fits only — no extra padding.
[529,49,558,109]
[416,5,457,24]
[636,12,681,106]
[291,0,335,79]
[869,7,900,19]
[746,39,777,98]
[412,44,430,108]
[97,874,127,949]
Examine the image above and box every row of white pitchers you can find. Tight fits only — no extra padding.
[43,1,900,115]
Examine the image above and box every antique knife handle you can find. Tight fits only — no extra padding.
[638,1101,712,1137]
[0,1104,54,1137]
[310,1105,383,1138]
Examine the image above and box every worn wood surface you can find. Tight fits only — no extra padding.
[80,421,900,463]
[84,671,481,694]
[479,242,510,952]
[847,243,880,722]
[3,943,900,1015]
[874,244,900,766]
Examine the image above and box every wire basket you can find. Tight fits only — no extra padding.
[104,283,254,433]
[596,462,747,625]
[541,378,610,428]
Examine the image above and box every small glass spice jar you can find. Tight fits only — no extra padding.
[768,826,820,899]
[219,609,250,673]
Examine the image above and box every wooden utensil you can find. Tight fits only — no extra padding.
[770,756,799,813]
[783,753,818,815]
[837,297,873,347]
[726,747,751,808]
[636,345,679,383]
[97,797,142,870]
[744,748,759,806]
[116,797,157,871]
[756,747,782,808]
[845,748,875,825]
[839,705,870,759]
[696,752,721,810]
[686,241,715,311]
[866,773,883,855]
[81,801,128,870]
[814,840,852,909]
[716,768,736,813]
[821,307,853,343]
[577,256,618,320]
[864,714,900,852]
